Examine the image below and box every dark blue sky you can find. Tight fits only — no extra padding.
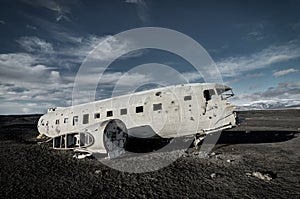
[1,0,300,114]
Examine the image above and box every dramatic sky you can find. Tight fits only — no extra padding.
[1,0,300,114]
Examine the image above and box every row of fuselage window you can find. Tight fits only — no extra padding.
[53,92,206,126]
[54,103,164,126]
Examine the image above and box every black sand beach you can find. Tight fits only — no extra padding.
[0,110,299,198]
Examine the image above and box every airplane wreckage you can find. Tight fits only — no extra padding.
[37,83,237,158]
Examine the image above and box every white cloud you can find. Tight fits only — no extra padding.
[217,40,300,77]
[67,71,152,89]
[125,0,149,23]
[26,24,37,30]
[273,68,299,77]
[0,53,57,86]
[88,35,139,61]
[57,34,144,66]
[67,71,154,105]
[242,22,265,41]
[24,16,80,44]
[225,73,264,85]
[0,32,147,113]
[0,52,74,114]
[243,31,264,41]
[181,72,203,82]
[67,35,112,59]
[21,0,71,22]
[14,28,142,68]
[16,36,54,54]
[0,48,146,114]
[232,81,300,107]
[15,34,130,68]
[53,31,83,44]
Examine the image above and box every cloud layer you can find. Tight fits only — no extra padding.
[273,68,299,77]
[1,0,300,114]
[0,33,148,113]
[232,81,300,106]
[217,40,300,77]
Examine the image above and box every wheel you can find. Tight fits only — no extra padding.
[103,119,128,158]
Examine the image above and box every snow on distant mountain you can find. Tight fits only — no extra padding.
[237,99,300,111]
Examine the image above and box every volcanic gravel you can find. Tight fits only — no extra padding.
[0,110,300,198]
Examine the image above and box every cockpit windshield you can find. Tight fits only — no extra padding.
[216,86,234,99]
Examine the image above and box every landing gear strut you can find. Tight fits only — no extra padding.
[193,133,206,149]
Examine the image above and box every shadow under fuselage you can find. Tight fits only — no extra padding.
[216,130,298,145]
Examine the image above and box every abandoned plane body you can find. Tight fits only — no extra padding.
[37,83,237,158]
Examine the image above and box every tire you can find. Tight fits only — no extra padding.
[103,119,128,158]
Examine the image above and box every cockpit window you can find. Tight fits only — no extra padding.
[216,87,234,99]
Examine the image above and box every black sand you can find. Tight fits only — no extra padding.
[0,110,299,198]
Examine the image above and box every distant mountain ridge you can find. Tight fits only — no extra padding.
[237,99,300,111]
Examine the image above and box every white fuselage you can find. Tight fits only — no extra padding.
[37,83,236,155]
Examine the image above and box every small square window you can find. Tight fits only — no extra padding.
[94,113,100,119]
[73,116,78,126]
[120,108,127,115]
[83,114,89,124]
[136,106,143,113]
[184,96,192,101]
[204,89,216,101]
[153,103,162,111]
[63,118,68,123]
[107,111,113,117]
[55,119,60,125]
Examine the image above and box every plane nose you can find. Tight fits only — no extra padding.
[37,116,44,127]
[37,115,46,134]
